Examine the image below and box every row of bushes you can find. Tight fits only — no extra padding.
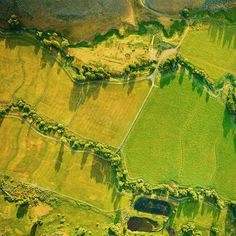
[0,100,227,209]
[226,89,236,115]
[176,55,213,89]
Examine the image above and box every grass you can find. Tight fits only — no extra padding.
[171,200,228,235]
[180,24,236,82]
[69,33,154,73]
[0,194,114,235]
[123,70,236,200]
[0,118,130,211]
[0,34,151,147]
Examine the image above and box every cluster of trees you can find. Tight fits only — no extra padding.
[8,14,21,30]
[159,58,179,74]
[124,60,157,79]
[107,223,123,236]
[176,55,213,89]
[180,8,190,19]
[179,222,202,236]
[36,31,69,50]
[152,184,224,209]
[1,100,228,213]
[228,202,236,218]
[226,88,236,115]
[73,65,111,82]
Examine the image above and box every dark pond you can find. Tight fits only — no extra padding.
[127,216,158,232]
[134,197,171,216]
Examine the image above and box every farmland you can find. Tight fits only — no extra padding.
[0,34,151,147]
[0,3,236,235]
[123,70,236,200]
[0,187,114,235]
[0,118,129,211]
[180,24,236,82]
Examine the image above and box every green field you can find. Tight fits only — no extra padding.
[171,200,228,235]
[0,34,151,147]
[123,71,236,200]
[180,24,236,82]
[0,118,129,211]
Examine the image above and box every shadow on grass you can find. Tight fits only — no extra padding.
[160,71,177,88]
[176,201,200,219]
[55,143,64,172]
[208,22,236,50]
[90,156,113,187]
[16,203,29,218]
[80,151,89,169]
[30,223,37,236]
[69,80,108,111]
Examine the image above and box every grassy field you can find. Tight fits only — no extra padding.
[0,118,130,211]
[171,200,228,235]
[123,70,236,200]
[0,35,151,147]
[180,24,236,82]
[0,194,114,235]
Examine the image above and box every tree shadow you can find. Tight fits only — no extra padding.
[69,81,108,112]
[54,143,64,172]
[16,202,29,218]
[222,108,234,138]
[111,185,122,210]
[160,71,176,88]
[30,223,37,236]
[125,80,136,95]
[4,36,33,50]
[40,47,56,69]
[0,118,4,127]
[80,151,89,169]
[178,66,185,85]
[208,22,236,49]
[90,155,112,187]
[176,201,200,220]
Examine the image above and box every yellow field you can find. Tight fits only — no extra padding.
[69,34,154,73]
[0,118,129,211]
[0,35,151,146]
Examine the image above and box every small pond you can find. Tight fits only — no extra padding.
[134,197,171,216]
[127,216,158,232]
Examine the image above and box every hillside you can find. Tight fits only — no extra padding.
[0,0,135,41]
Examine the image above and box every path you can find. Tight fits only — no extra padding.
[118,24,189,149]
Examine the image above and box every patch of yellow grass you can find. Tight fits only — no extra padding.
[0,35,151,146]
[0,118,129,211]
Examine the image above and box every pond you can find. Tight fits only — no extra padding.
[127,216,158,232]
[134,197,171,216]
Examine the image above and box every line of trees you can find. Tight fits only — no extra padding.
[0,100,227,210]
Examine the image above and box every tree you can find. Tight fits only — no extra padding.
[8,14,21,29]
[180,8,190,18]
[129,72,137,80]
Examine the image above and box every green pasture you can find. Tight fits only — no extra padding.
[180,24,236,82]
[123,70,236,200]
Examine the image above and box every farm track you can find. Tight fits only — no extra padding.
[118,24,190,149]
